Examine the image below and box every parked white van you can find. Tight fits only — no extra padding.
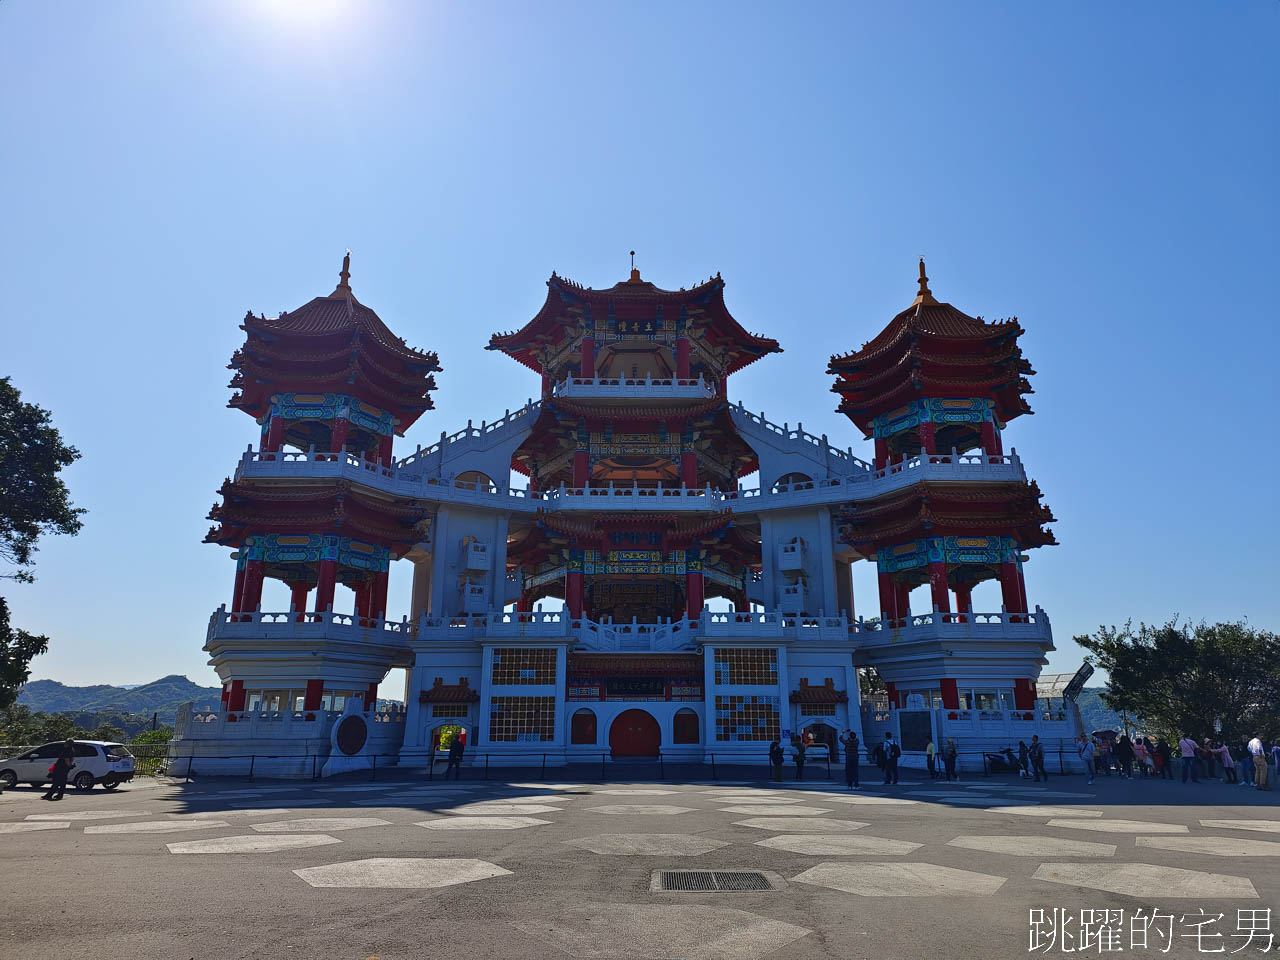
[0,740,136,792]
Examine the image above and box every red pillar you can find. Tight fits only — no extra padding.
[227,679,246,712]
[573,450,590,488]
[515,594,530,613]
[928,561,950,617]
[1000,561,1022,622]
[289,581,310,622]
[264,416,285,456]
[877,572,897,621]
[953,583,972,623]
[980,421,999,459]
[895,582,912,621]
[220,683,230,708]
[1014,678,1035,710]
[315,558,338,614]
[354,581,371,622]
[231,564,247,617]
[379,435,394,468]
[581,337,595,379]
[365,683,379,710]
[885,681,898,710]
[331,417,350,458]
[240,559,265,614]
[541,371,553,397]
[304,679,324,712]
[369,570,389,621]
[675,337,690,379]
[940,678,960,710]
[680,452,698,488]
[874,438,888,470]
[565,570,584,618]
[1017,566,1029,618]
[685,570,705,618]
[918,420,936,455]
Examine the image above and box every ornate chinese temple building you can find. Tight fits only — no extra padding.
[175,256,1074,775]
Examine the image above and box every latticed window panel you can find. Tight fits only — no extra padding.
[488,696,556,742]
[713,648,778,686]
[800,703,837,717]
[431,705,469,718]
[491,648,557,685]
[714,695,781,742]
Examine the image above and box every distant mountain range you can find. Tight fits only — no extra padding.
[1075,686,1128,734]
[18,675,224,721]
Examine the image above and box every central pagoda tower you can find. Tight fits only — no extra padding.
[488,263,778,622]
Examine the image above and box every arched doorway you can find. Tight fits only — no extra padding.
[802,722,838,760]
[609,709,661,758]
[673,708,700,744]
[571,708,597,745]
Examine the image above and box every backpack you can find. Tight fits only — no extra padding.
[888,742,901,760]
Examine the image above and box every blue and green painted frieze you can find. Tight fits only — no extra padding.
[263,393,398,437]
[871,398,998,439]
[875,536,1020,573]
[236,534,390,573]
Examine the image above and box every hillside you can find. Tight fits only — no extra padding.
[18,675,223,722]
[1075,685,1127,734]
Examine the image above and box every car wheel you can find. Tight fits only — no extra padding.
[73,771,95,791]
[101,776,120,791]
[0,770,16,790]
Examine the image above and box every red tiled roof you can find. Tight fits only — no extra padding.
[568,653,703,679]
[419,677,480,704]
[789,678,849,705]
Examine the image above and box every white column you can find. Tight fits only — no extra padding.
[553,645,568,747]
[430,507,452,616]
[491,514,510,611]
[702,645,717,757]
[478,645,493,745]
[817,507,837,614]
[775,644,790,737]
[759,516,776,611]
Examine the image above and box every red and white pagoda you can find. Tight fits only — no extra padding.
[174,256,1070,775]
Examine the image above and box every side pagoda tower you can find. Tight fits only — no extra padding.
[488,262,778,621]
[829,261,1055,711]
[203,256,440,718]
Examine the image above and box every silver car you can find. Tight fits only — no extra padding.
[0,740,136,792]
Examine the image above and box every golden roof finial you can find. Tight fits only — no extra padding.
[628,249,641,283]
[912,256,938,306]
[334,249,352,295]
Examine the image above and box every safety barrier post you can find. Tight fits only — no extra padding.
[185,749,193,783]
[710,754,717,780]
[541,754,547,779]
[370,754,377,782]
[484,754,489,780]
[248,754,255,782]
[601,753,607,780]
[428,743,435,780]
[659,752,665,780]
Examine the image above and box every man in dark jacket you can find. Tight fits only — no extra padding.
[42,740,76,801]
[768,739,785,781]
[794,740,807,781]
[445,735,465,780]
[1028,735,1048,782]
[882,733,900,784]
[839,729,861,788]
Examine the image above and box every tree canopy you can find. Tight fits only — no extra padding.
[0,377,83,582]
[1075,619,1280,743]
[0,376,84,708]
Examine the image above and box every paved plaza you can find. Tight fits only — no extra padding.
[1,768,1277,960]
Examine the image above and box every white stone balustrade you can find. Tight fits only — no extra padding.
[852,607,1052,647]
[206,606,414,645]
[553,374,716,399]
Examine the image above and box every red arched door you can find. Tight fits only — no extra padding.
[609,709,661,758]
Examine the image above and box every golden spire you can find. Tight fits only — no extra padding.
[334,249,352,296]
[911,257,938,306]
[628,249,641,283]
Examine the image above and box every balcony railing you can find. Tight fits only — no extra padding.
[205,606,415,644]
[552,374,716,400]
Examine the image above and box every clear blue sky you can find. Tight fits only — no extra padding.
[2,1,1276,693]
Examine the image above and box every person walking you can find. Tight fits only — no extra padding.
[41,740,76,802]
[444,733,466,780]
[925,738,937,779]
[1217,742,1236,783]
[1248,735,1270,791]
[1018,740,1030,779]
[882,733,900,785]
[1028,734,1048,782]
[1076,735,1095,785]
[794,739,807,781]
[1113,735,1135,779]
[1178,734,1200,783]
[1156,737,1172,779]
[1098,737,1113,776]
[768,739,785,782]
[839,729,861,789]
[943,738,959,781]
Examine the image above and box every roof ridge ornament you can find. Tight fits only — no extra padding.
[628,249,641,283]
[912,257,939,307]
[334,249,353,297]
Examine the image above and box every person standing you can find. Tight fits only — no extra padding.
[1098,737,1113,776]
[943,737,959,781]
[1028,734,1048,782]
[1248,735,1270,791]
[1217,742,1236,783]
[1272,741,1280,783]
[1113,735,1134,779]
[1156,737,1172,779]
[1076,735,1095,785]
[882,732,900,785]
[925,738,937,779]
[1018,740,1030,779]
[839,729,861,789]
[1178,734,1200,783]
[41,740,76,802]
[445,733,465,780]
[768,739,785,782]
[794,739,807,781]
[1134,738,1148,776]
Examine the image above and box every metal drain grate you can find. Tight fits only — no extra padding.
[658,870,772,892]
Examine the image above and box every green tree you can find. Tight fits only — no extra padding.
[130,727,174,744]
[90,722,125,743]
[0,598,48,710]
[1075,619,1280,743]
[0,377,84,708]
[0,703,42,744]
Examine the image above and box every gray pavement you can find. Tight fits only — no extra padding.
[1,767,1277,960]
